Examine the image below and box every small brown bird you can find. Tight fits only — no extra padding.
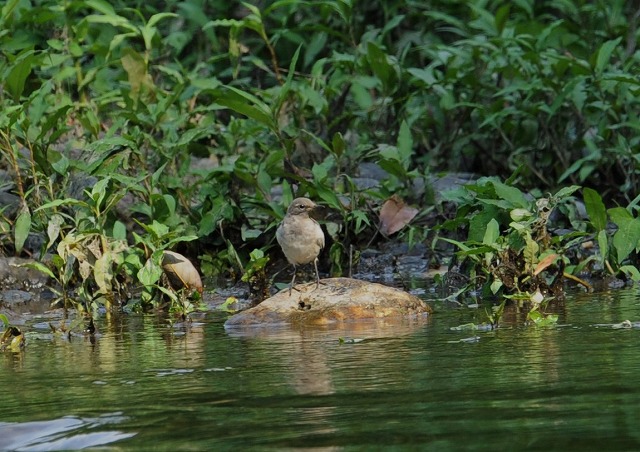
[276,197,325,295]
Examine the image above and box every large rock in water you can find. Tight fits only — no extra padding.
[224,277,432,327]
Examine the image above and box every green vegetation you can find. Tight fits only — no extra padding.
[1,0,640,315]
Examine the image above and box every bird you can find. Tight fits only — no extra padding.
[276,197,325,295]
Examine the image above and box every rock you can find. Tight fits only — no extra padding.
[0,290,32,305]
[224,277,432,328]
[0,190,20,219]
[0,257,50,290]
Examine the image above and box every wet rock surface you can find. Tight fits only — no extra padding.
[224,277,432,328]
[0,257,50,291]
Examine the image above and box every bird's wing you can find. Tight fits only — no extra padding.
[276,221,285,246]
[315,221,325,250]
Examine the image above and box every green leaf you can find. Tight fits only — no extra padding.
[597,229,608,266]
[275,44,301,114]
[612,217,640,264]
[553,185,581,199]
[138,256,163,286]
[85,0,116,15]
[332,132,345,157]
[213,86,275,131]
[366,41,393,91]
[18,261,57,280]
[483,218,500,246]
[583,187,607,232]
[491,181,529,208]
[14,207,31,254]
[608,206,633,225]
[6,50,36,100]
[619,265,640,282]
[113,220,127,241]
[595,37,622,74]
[147,12,178,29]
[35,198,84,212]
[397,120,412,170]
[468,206,500,242]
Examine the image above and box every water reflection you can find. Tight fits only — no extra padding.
[225,317,431,396]
[4,289,640,449]
[0,413,135,451]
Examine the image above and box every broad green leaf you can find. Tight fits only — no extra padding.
[91,177,111,208]
[608,206,632,225]
[469,206,500,242]
[491,181,529,208]
[619,265,640,282]
[138,256,163,286]
[367,41,393,91]
[595,37,622,74]
[6,50,36,100]
[597,229,608,265]
[483,218,500,246]
[113,220,127,241]
[14,206,31,254]
[583,187,607,232]
[148,220,169,239]
[213,86,275,130]
[612,217,640,264]
[332,132,345,157]
[2,0,22,20]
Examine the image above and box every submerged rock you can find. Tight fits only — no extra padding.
[224,277,432,327]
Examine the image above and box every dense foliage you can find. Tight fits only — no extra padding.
[1,0,640,314]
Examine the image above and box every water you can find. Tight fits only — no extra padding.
[3,288,640,450]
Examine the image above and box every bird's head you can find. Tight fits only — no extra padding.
[287,197,318,216]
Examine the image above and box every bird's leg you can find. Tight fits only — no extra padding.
[288,265,297,296]
[313,258,326,290]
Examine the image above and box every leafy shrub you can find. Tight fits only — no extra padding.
[1,0,640,311]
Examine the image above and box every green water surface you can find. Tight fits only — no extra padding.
[2,288,640,451]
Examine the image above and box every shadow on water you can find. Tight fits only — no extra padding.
[3,287,640,450]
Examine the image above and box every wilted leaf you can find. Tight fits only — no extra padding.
[94,251,113,294]
[533,253,560,276]
[1,326,24,352]
[162,251,203,295]
[379,195,419,236]
[121,48,154,103]
[46,214,65,252]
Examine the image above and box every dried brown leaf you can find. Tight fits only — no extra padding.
[379,195,419,236]
[162,251,203,295]
[533,253,560,276]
